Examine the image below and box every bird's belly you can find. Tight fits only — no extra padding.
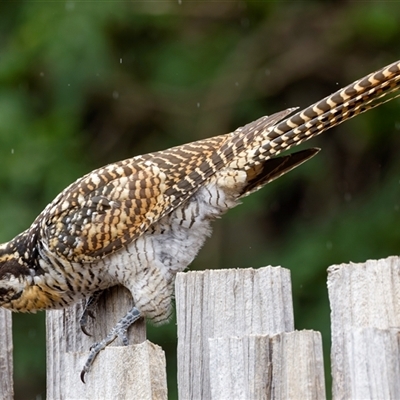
[101,211,213,323]
[101,178,243,322]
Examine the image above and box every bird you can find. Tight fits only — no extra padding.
[0,59,400,382]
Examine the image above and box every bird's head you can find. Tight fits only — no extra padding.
[0,252,30,308]
[0,232,66,312]
[0,231,36,311]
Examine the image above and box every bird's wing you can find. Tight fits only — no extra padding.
[39,110,291,263]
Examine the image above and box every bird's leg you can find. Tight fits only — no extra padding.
[80,290,104,336]
[80,306,141,383]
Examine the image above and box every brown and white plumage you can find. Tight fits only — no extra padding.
[0,59,400,380]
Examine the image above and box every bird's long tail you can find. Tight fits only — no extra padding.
[224,60,400,169]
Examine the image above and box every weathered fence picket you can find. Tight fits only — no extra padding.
[208,330,325,400]
[3,256,400,399]
[0,308,13,400]
[46,285,167,400]
[328,256,400,399]
[175,267,294,399]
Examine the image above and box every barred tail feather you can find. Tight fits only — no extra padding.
[259,60,400,158]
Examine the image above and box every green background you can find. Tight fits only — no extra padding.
[1,2,400,399]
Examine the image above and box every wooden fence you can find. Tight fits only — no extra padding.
[1,256,400,399]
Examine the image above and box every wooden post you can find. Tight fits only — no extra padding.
[46,285,167,399]
[328,256,400,399]
[209,330,326,400]
[0,309,13,400]
[175,266,295,399]
[343,328,400,399]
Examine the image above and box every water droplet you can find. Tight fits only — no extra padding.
[11,149,14,154]
[197,102,200,108]
[120,58,123,64]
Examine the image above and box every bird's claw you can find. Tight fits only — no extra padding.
[80,306,141,383]
[80,311,95,336]
[80,291,102,336]
[80,327,130,382]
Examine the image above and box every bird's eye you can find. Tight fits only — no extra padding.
[0,287,12,298]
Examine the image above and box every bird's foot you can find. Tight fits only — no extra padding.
[80,306,141,383]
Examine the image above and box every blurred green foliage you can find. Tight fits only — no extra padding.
[1,1,400,399]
